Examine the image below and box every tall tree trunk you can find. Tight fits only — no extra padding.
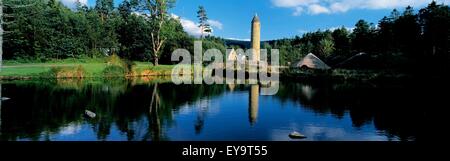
[153,56,159,66]
[151,31,164,66]
[200,26,203,39]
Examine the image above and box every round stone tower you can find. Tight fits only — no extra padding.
[251,14,260,62]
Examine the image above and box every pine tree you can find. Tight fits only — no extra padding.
[197,6,211,39]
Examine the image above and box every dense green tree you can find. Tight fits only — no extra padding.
[318,33,335,58]
[394,6,421,58]
[418,1,449,66]
[377,17,395,53]
[1,0,4,70]
[131,0,176,66]
[117,13,152,60]
[3,0,43,60]
[95,0,120,56]
[95,0,114,22]
[160,18,193,64]
[331,27,351,56]
[351,20,376,53]
[0,0,448,73]
[85,8,103,57]
[118,0,132,19]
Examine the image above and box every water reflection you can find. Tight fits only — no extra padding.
[1,84,2,133]
[148,83,162,141]
[249,85,259,126]
[0,77,437,141]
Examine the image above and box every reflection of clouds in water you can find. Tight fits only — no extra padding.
[177,104,193,115]
[268,126,345,141]
[59,123,82,135]
[270,125,390,141]
[301,85,316,101]
[270,129,296,141]
[303,126,346,140]
[361,135,390,141]
[173,98,221,116]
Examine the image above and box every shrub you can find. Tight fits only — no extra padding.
[102,65,126,77]
[46,65,85,78]
[106,54,135,73]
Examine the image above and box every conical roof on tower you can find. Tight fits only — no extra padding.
[252,14,260,23]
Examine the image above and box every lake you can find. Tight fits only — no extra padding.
[0,77,435,141]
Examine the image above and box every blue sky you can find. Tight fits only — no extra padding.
[63,0,448,41]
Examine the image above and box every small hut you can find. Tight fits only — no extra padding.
[226,49,238,61]
[226,49,246,62]
[294,53,331,70]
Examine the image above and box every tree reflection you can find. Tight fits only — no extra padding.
[275,78,443,141]
[0,77,438,141]
[0,84,2,135]
[147,83,161,141]
[194,99,211,134]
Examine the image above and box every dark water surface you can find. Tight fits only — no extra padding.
[0,77,436,141]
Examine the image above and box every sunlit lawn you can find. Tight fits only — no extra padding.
[0,60,175,77]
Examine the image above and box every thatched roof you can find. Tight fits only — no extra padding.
[336,52,367,67]
[294,53,331,70]
[227,49,237,61]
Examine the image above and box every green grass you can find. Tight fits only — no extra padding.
[0,66,53,76]
[0,62,107,77]
[3,57,106,64]
[0,59,176,78]
[133,62,175,73]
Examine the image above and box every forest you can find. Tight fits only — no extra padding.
[2,0,449,74]
[263,2,449,73]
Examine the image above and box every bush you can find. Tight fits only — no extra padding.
[46,65,85,78]
[102,65,126,77]
[106,54,135,73]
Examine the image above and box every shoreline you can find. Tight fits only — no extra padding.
[1,68,415,82]
[1,61,441,82]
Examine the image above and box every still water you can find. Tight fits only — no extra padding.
[0,77,428,141]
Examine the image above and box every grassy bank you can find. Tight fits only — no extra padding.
[1,57,416,81]
[0,58,175,79]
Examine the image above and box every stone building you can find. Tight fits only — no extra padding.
[251,14,260,62]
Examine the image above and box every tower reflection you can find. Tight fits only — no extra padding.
[249,84,259,126]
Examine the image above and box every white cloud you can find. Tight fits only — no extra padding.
[59,123,82,135]
[329,0,434,12]
[272,0,441,15]
[297,26,354,35]
[329,2,350,13]
[298,29,309,34]
[308,4,331,14]
[60,0,87,7]
[293,7,304,16]
[178,17,204,37]
[171,14,223,37]
[272,0,319,7]
[328,26,355,31]
[207,20,223,30]
[226,38,251,41]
